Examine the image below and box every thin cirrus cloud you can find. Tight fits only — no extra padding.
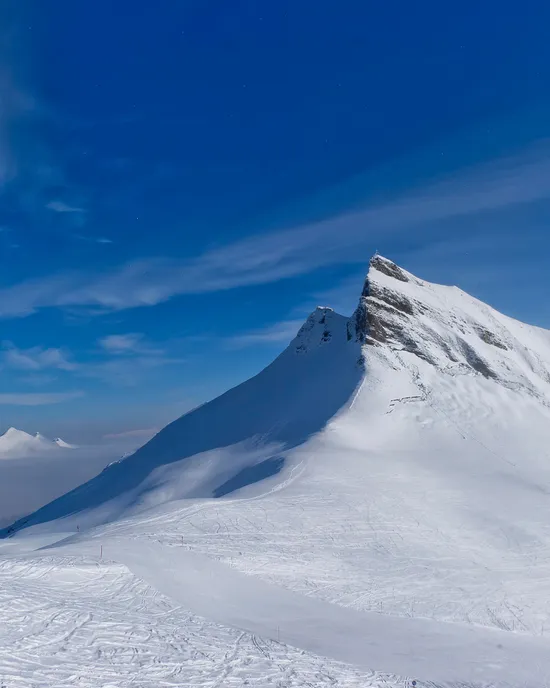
[74,234,113,244]
[227,319,306,348]
[0,10,90,228]
[0,141,550,319]
[98,333,163,356]
[1,343,78,371]
[81,355,186,387]
[98,333,144,354]
[103,427,159,440]
[0,391,84,406]
[46,200,85,214]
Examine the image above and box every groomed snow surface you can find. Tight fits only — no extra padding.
[2,256,550,687]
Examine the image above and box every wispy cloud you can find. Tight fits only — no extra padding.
[227,319,305,348]
[1,343,78,371]
[73,233,113,244]
[46,200,85,214]
[307,273,366,317]
[81,355,185,387]
[0,8,89,232]
[98,333,163,356]
[18,374,58,387]
[0,391,84,406]
[0,18,35,186]
[0,142,549,319]
[103,427,158,440]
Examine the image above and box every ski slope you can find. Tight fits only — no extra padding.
[2,255,550,687]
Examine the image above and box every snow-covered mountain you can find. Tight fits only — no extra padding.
[0,427,77,459]
[53,437,77,449]
[4,254,550,532]
[3,255,550,686]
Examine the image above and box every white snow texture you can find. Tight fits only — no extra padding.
[2,254,550,688]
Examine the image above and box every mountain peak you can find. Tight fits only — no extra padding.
[369,254,410,283]
[54,438,78,449]
[3,427,32,439]
[348,256,550,401]
[293,306,347,354]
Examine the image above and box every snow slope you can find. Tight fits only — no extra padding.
[1,306,363,531]
[3,255,550,686]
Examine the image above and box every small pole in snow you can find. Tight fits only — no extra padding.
[277,626,280,642]
[182,535,184,547]
[100,545,103,559]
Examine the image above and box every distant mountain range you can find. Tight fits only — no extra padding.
[0,427,77,459]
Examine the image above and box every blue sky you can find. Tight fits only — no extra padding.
[1,0,549,441]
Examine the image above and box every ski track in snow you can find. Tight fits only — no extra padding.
[3,370,550,687]
[0,554,411,688]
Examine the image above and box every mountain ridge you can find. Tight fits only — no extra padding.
[2,254,550,536]
[0,427,77,460]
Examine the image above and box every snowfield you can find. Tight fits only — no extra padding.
[2,255,550,687]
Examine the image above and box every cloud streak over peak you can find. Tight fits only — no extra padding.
[46,200,85,214]
[0,141,550,320]
[0,391,84,406]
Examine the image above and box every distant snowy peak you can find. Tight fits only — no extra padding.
[54,438,78,449]
[0,427,77,459]
[349,254,550,399]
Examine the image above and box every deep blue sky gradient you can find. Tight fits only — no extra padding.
[1,0,549,439]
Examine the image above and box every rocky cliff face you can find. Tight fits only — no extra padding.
[287,254,550,404]
[348,254,550,401]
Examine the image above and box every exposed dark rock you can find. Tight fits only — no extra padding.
[351,298,369,342]
[370,255,409,282]
[368,299,408,320]
[369,284,415,316]
[457,338,497,379]
[433,335,459,363]
[366,302,388,343]
[475,326,508,350]
[348,255,504,379]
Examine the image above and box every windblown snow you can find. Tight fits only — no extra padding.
[2,255,550,687]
